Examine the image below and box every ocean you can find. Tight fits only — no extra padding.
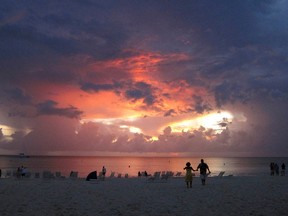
[0,155,287,178]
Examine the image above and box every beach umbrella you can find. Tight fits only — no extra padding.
[86,171,97,181]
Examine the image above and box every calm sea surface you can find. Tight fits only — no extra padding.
[0,156,287,178]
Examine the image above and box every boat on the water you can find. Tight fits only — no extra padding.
[19,153,30,158]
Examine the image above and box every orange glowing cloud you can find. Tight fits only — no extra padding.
[16,49,210,125]
[88,49,190,82]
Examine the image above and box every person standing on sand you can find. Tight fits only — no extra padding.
[196,159,211,185]
[102,166,106,179]
[270,162,275,176]
[184,162,195,188]
[274,163,279,176]
[281,163,285,176]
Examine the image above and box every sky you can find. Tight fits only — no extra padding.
[0,0,288,157]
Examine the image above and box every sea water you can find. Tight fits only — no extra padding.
[0,155,287,178]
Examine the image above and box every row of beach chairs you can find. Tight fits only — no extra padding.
[1,170,79,179]
[1,169,228,180]
[98,171,129,180]
[2,170,130,180]
[147,170,228,181]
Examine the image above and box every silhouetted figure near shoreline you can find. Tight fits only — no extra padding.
[102,166,106,179]
[196,159,211,185]
[281,163,285,176]
[274,163,279,176]
[184,162,195,188]
[270,162,275,176]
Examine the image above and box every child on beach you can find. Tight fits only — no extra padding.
[184,162,195,188]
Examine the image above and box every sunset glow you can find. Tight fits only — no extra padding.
[0,1,287,157]
[166,112,233,134]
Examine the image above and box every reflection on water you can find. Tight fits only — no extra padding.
[0,156,287,178]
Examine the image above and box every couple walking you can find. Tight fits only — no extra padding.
[184,159,211,188]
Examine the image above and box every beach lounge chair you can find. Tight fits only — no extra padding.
[160,171,174,180]
[5,170,12,178]
[25,172,32,178]
[12,171,17,177]
[69,171,78,179]
[148,172,161,181]
[148,171,170,183]
[161,172,170,180]
[55,171,65,179]
[43,171,54,179]
[55,172,61,178]
[98,171,106,180]
[34,172,40,178]
[217,171,225,177]
[175,172,182,177]
[109,172,115,178]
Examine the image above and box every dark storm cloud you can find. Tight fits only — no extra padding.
[214,81,251,108]
[125,82,156,106]
[36,100,83,119]
[81,80,158,106]
[4,87,32,105]
[192,95,212,114]
[80,82,116,93]
[164,109,176,117]
[1,0,285,88]
[0,0,129,86]
[1,0,288,156]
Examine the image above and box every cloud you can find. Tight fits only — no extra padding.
[124,81,156,106]
[36,100,83,119]
[214,81,250,108]
[4,87,32,105]
[80,82,116,93]
[192,95,212,114]
[0,104,287,156]
[0,0,288,156]
[164,109,176,117]
[81,80,159,108]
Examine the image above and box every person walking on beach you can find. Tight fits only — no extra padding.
[196,159,211,185]
[270,162,275,176]
[281,163,285,176]
[184,162,195,188]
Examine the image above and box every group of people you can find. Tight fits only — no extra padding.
[184,159,211,188]
[270,162,285,176]
[17,165,28,178]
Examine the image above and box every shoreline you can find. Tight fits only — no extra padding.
[1,156,286,178]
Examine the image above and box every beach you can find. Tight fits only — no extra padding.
[0,175,287,216]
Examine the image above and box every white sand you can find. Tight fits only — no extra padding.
[0,175,287,216]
